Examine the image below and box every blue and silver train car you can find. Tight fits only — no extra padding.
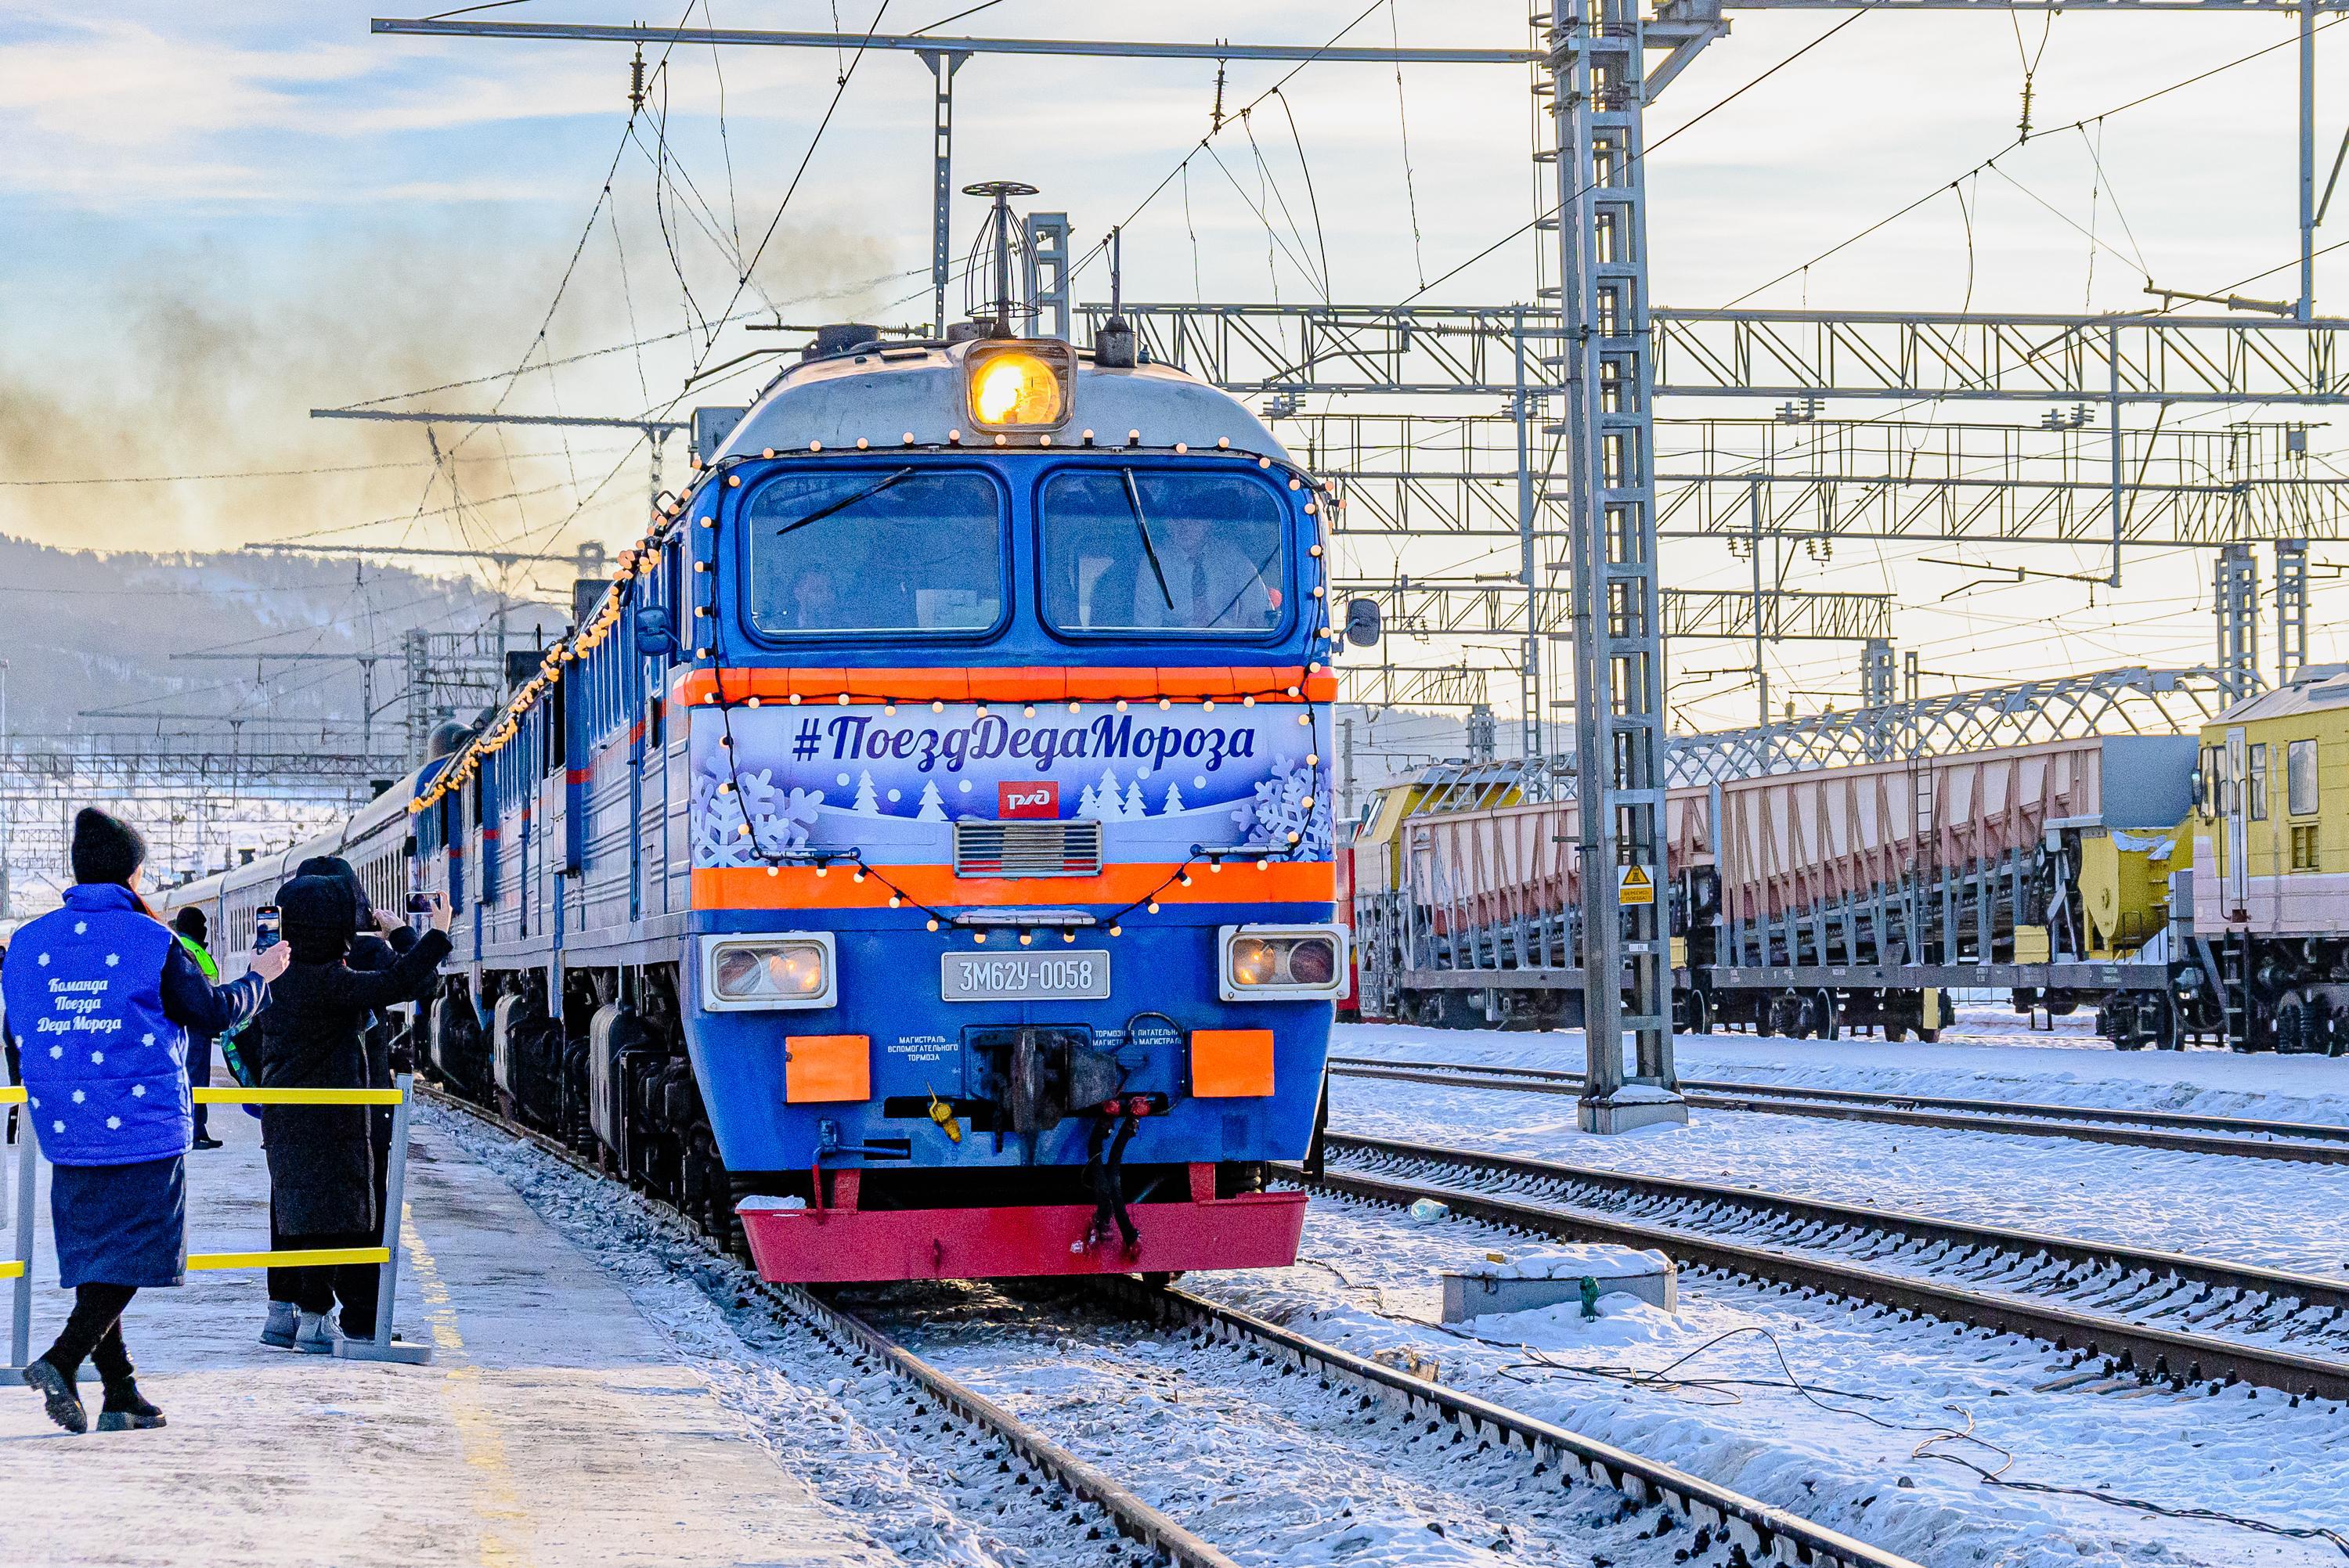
[392,324,1344,1281]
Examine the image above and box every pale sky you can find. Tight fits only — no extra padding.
[3,0,2343,735]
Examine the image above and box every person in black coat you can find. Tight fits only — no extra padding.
[253,874,450,1354]
[261,856,416,1338]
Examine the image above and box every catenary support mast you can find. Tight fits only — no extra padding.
[1550,0,1688,1130]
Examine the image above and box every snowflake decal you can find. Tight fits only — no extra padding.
[106,1117,121,1130]
[71,1090,85,1105]
[132,1084,146,1098]
[1230,755,1333,858]
[104,953,118,968]
[693,768,825,866]
[73,921,86,935]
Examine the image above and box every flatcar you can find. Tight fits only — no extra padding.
[167,317,1349,1282]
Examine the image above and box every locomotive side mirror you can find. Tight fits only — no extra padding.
[1343,596,1383,648]
[634,603,679,656]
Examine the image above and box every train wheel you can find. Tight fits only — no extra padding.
[1687,989,1714,1036]
[1914,1028,1940,1044]
[1810,989,1840,1041]
[1885,1024,1909,1043]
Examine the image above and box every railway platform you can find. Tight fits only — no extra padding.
[0,1108,891,1568]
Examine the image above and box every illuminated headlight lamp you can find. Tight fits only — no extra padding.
[700,932,836,1011]
[964,340,1074,431]
[1218,925,1346,1000]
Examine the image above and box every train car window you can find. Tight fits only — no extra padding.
[2248,742,2269,820]
[744,468,1005,635]
[2289,737,2319,816]
[1040,469,1288,635]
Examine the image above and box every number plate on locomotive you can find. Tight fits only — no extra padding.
[940,950,1111,1002]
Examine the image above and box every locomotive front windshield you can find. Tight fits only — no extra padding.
[746,468,1006,635]
[1041,470,1288,635]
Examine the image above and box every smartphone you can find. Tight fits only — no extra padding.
[254,906,282,951]
[405,891,437,915]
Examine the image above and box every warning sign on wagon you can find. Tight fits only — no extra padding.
[1617,864,1654,906]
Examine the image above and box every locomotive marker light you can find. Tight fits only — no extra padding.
[965,341,1073,432]
[700,932,837,1011]
[1218,925,1347,1001]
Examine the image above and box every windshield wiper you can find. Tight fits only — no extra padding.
[774,467,915,539]
[1120,470,1175,611]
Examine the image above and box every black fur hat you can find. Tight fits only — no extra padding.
[70,808,147,887]
[277,874,357,964]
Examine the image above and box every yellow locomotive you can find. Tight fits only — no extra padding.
[2180,665,2349,1052]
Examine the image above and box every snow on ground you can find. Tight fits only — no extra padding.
[865,1281,1699,1568]
[420,1104,1165,1568]
[1337,1009,2349,1129]
[1328,1048,2349,1281]
[0,1105,897,1568]
[1187,1191,2349,1568]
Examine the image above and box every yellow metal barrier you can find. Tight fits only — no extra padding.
[193,1087,403,1105]
[7,1079,431,1369]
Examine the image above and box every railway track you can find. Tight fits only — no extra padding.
[421,1088,1243,1568]
[1303,1133,2349,1403]
[421,1086,1924,1568]
[1328,1054,2349,1164]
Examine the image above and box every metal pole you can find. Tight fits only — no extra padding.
[1749,478,1768,728]
[920,50,969,338]
[2303,0,2318,323]
[9,1110,33,1372]
[1514,308,1543,789]
[2108,322,2125,587]
[334,1072,432,1364]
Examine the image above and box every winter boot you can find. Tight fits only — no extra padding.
[294,1311,341,1356]
[23,1357,88,1435]
[96,1381,166,1432]
[260,1300,298,1350]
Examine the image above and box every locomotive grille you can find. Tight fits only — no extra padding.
[953,820,1104,878]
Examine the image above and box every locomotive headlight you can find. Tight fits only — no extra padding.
[700,932,836,1011]
[1218,925,1346,1000]
[965,341,1073,431]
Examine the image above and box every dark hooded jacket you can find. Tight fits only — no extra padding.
[254,874,449,1235]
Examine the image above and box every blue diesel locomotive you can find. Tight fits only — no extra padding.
[164,320,1346,1282]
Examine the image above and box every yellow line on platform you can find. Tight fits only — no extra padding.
[187,1247,390,1271]
[194,1087,404,1105]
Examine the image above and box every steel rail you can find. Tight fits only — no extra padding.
[1326,1057,2349,1164]
[1327,1132,2349,1314]
[421,1088,1243,1568]
[1294,1140,2349,1402]
[422,1084,1924,1562]
[1096,1278,1926,1568]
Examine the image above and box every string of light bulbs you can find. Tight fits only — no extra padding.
[413,440,1344,949]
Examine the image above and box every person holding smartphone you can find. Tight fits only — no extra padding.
[1,809,290,1433]
[251,874,451,1354]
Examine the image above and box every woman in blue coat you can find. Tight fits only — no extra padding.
[0,809,289,1433]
